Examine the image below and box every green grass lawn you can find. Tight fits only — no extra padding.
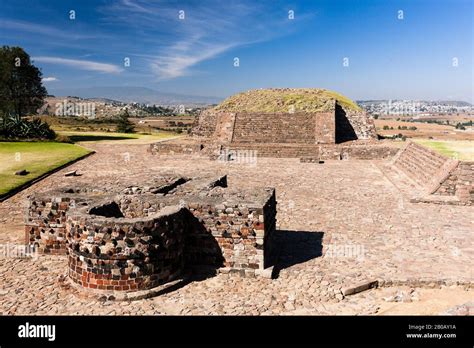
[413,139,474,161]
[57,131,179,144]
[0,142,92,197]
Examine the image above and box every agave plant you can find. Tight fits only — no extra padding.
[0,113,55,140]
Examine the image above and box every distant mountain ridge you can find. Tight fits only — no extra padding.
[357,100,472,106]
[48,86,222,106]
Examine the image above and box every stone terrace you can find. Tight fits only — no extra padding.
[0,142,472,315]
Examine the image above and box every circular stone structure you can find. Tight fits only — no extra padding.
[66,202,188,293]
[28,175,278,296]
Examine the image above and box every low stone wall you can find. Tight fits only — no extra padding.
[67,206,187,292]
[25,175,277,293]
[190,109,219,137]
[150,137,397,160]
[148,140,206,156]
[220,143,397,160]
[25,195,82,254]
[339,145,399,160]
[435,161,474,203]
[186,188,277,276]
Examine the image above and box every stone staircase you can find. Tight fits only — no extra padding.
[393,142,458,194]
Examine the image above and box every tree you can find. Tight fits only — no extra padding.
[0,46,47,117]
[116,109,135,133]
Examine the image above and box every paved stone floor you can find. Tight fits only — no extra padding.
[0,142,472,315]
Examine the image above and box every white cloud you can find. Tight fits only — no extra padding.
[0,19,94,40]
[102,1,309,80]
[42,76,58,82]
[151,43,234,79]
[33,57,123,74]
[120,0,153,14]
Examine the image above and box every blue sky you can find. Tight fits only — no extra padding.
[1,0,472,101]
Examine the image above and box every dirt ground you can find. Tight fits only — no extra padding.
[374,119,474,141]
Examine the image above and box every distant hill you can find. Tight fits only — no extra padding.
[48,86,222,106]
[357,100,472,107]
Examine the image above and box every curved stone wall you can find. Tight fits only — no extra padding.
[25,175,278,294]
[66,206,187,292]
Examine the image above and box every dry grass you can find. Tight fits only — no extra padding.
[375,119,474,141]
[214,88,361,113]
[413,139,474,161]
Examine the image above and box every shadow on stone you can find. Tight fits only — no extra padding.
[272,230,324,278]
[88,201,124,218]
[183,209,225,269]
[335,103,358,143]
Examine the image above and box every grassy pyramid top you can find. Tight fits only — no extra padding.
[213,88,361,113]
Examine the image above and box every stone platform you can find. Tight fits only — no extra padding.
[0,141,472,315]
[150,137,400,161]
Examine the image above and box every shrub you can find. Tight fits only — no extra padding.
[116,109,135,133]
[0,114,55,140]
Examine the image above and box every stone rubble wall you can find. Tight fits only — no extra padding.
[25,176,277,292]
[435,161,474,204]
[190,109,219,137]
[67,206,187,292]
[25,195,83,254]
[186,189,276,276]
[315,112,336,143]
[321,145,398,160]
[344,110,378,140]
[214,112,236,142]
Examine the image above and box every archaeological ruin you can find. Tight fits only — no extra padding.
[151,88,399,160]
[25,175,277,294]
[18,88,472,303]
[390,141,473,205]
